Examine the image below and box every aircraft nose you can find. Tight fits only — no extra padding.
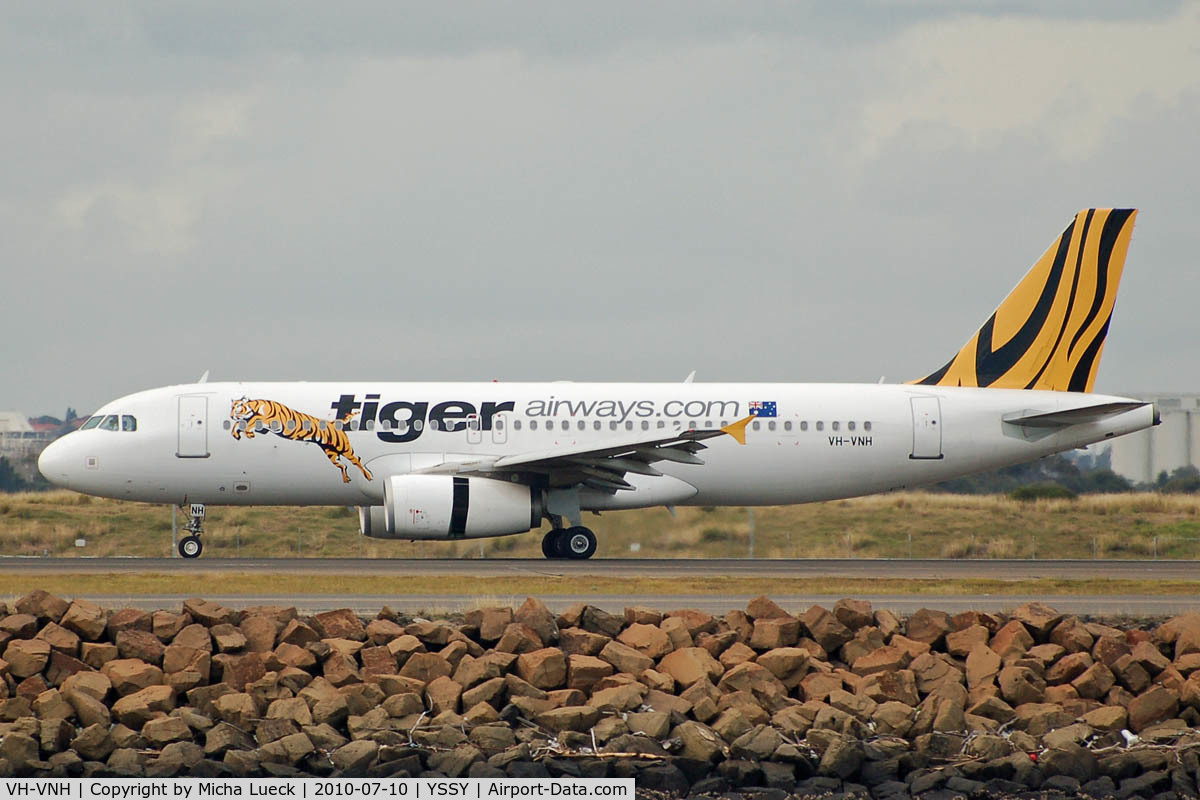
[38,437,76,488]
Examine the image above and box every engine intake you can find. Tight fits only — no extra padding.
[359,475,541,540]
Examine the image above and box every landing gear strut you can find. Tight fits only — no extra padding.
[179,503,205,559]
[541,527,597,560]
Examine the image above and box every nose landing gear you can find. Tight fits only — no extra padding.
[179,503,205,559]
[540,526,597,560]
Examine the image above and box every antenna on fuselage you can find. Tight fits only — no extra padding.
[683,371,696,384]
[197,370,210,384]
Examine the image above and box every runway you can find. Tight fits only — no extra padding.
[66,593,1200,617]
[0,556,1196,579]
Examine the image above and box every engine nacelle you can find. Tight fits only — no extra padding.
[359,475,541,540]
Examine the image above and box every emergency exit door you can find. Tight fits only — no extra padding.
[910,397,943,460]
[177,396,210,458]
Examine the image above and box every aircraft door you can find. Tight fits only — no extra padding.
[909,397,943,460]
[492,413,508,445]
[177,396,210,458]
[466,414,482,445]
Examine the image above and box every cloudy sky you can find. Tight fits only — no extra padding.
[3,2,1198,416]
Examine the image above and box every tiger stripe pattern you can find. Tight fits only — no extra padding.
[912,208,1137,393]
[230,397,374,483]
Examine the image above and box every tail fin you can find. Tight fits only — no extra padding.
[912,208,1137,393]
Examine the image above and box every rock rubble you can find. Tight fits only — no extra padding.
[0,590,1199,797]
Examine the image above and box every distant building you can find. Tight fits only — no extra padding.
[0,412,60,463]
[1109,394,1200,485]
[0,412,32,434]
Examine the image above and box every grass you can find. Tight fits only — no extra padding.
[0,573,1198,598]
[0,489,1199,561]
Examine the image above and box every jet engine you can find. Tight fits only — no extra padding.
[359,475,542,540]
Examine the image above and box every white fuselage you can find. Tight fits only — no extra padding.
[39,381,1155,510]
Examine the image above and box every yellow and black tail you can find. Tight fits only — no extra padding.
[912,208,1137,393]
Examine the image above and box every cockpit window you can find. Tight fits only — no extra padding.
[99,415,120,431]
[121,415,137,432]
[80,416,102,430]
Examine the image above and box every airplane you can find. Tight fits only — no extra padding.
[38,209,1156,560]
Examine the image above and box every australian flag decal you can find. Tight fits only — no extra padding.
[749,401,777,417]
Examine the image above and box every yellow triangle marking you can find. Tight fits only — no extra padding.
[721,415,756,445]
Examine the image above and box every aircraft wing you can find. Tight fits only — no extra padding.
[414,416,754,492]
[1004,401,1151,429]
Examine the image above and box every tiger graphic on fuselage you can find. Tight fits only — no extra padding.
[229,397,373,483]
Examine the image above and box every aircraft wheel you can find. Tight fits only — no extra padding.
[179,536,203,559]
[541,531,561,559]
[561,527,597,560]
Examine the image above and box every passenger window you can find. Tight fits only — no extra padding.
[381,420,391,430]
[657,421,665,429]
[832,421,839,431]
[848,421,856,431]
[768,421,776,431]
[318,420,328,431]
[272,421,283,433]
[413,419,424,431]
[121,415,137,432]
[495,420,504,430]
[641,421,649,431]
[752,421,760,431]
[800,421,808,431]
[222,420,231,431]
[864,421,872,432]
[577,420,585,431]
[365,419,374,431]
[625,421,634,431]
[100,415,119,431]
[513,420,522,430]
[610,422,618,431]
[333,421,342,431]
[593,421,601,431]
[688,420,697,429]
[561,420,569,431]
[81,416,102,430]
[784,421,793,431]
[816,421,824,431]
[530,421,538,430]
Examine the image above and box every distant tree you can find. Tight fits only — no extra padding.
[1161,466,1200,494]
[64,407,77,422]
[934,454,1133,495]
[0,457,26,492]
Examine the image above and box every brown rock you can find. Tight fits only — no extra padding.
[60,601,107,641]
[589,683,646,712]
[1049,617,1095,653]
[1045,651,1094,684]
[278,619,321,648]
[756,647,810,687]
[310,609,364,641]
[356,645,395,678]
[66,687,111,727]
[212,692,258,727]
[364,618,406,646]
[425,675,462,715]
[219,653,268,691]
[61,670,111,701]
[1081,705,1128,731]
[909,653,964,695]
[580,606,625,638]
[998,665,1045,706]
[515,597,559,645]
[990,620,1035,660]
[800,671,843,702]
[859,669,919,706]
[405,620,455,646]
[659,617,694,650]
[384,634,426,665]
[832,598,874,631]
[1011,602,1064,640]
[1131,641,1171,675]
[1128,685,1179,732]
[45,649,90,685]
[905,608,952,647]
[102,658,164,695]
[163,646,211,681]
[16,590,70,623]
[400,652,452,683]
[965,644,1002,688]
[5,638,51,678]
[238,616,279,652]
[0,613,38,638]
[1071,662,1116,700]
[724,610,754,642]
[35,622,80,656]
[172,623,213,652]
[537,705,600,732]
[566,654,612,693]
[1011,702,1073,736]
[111,684,175,727]
[719,641,757,669]
[32,687,74,720]
[117,630,166,664]
[945,625,989,658]
[516,647,567,689]
[617,623,673,659]
[495,623,543,654]
[322,652,361,687]
[747,596,791,620]
[717,661,786,697]
[143,716,192,746]
[659,647,725,689]
[182,598,240,627]
[625,605,664,626]
[802,606,853,652]
[17,674,49,696]
[466,607,514,643]
[874,609,901,639]
[749,617,801,650]
[840,627,886,665]
[598,640,654,675]
[851,645,911,677]
[151,610,191,642]
[107,608,153,638]
[1092,635,1131,667]
[665,609,718,638]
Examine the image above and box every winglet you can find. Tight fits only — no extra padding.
[721,415,755,445]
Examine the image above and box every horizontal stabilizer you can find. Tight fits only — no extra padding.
[1004,401,1149,428]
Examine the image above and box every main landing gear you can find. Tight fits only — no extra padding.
[179,503,205,559]
[541,527,598,560]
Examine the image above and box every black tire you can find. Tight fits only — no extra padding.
[179,536,203,559]
[561,527,597,560]
[541,531,561,559]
